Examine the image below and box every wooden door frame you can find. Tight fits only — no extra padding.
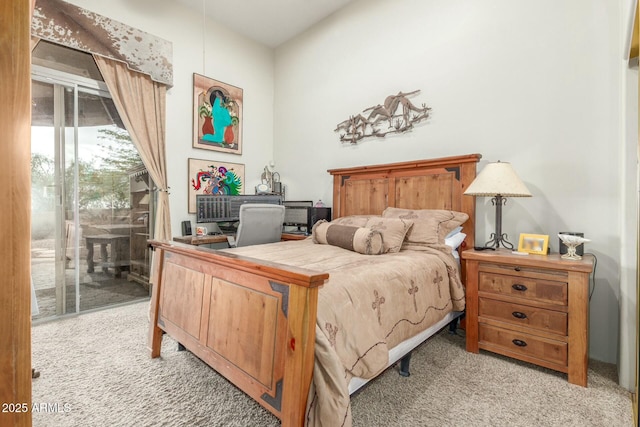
[633,1,640,424]
[0,1,34,426]
[628,1,640,423]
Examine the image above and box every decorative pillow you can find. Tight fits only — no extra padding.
[382,207,469,246]
[330,215,380,228]
[312,220,384,255]
[364,217,414,253]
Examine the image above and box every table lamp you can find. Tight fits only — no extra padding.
[464,161,531,249]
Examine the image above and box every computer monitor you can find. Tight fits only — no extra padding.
[307,207,331,231]
[283,201,313,227]
[282,203,331,235]
[196,194,282,223]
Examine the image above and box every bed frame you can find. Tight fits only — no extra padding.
[148,153,480,426]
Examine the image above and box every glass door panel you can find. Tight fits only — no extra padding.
[31,80,67,318]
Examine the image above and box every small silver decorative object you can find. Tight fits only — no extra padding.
[557,234,590,260]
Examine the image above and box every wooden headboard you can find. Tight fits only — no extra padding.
[328,153,481,250]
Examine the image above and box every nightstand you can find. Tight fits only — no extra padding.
[461,249,594,387]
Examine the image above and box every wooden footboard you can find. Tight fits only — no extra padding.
[147,240,328,427]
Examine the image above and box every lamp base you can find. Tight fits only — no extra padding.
[483,195,514,250]
[484,233,515,250]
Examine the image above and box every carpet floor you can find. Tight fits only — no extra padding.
[31,301,633,427]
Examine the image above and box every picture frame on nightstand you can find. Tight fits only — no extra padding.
[518,233,549,255]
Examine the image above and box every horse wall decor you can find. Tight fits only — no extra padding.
[335,90,431,144]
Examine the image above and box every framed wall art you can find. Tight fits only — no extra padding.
[193,73,243,154]
[517,233,549,255]
[188,158,245,213]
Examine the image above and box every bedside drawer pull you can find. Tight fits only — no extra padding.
[512,284,528,292]
[512,311,527,319]
[512,339,528,347]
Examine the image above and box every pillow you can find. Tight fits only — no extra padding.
[382,207,469,246]
[330,215,380,228]
[445,226,463,239]
[364,217,414,253]
[446,231,466,263]
[312,220,384,255]
[445,231,466,251]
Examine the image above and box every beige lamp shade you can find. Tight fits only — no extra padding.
[464,161,532,197]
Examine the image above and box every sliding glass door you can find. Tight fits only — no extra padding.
[31,62,150,320]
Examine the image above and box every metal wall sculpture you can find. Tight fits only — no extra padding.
[335,90,431,144]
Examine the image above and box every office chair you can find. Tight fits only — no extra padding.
[226,203,285,248]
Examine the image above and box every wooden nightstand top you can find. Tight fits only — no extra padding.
[461,249,594,273]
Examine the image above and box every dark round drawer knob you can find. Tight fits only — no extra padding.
[512,339,527,347]
[512,311,527,319]
[512,284,528,292]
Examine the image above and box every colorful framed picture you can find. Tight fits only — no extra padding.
[193,73,243,154]
[518,233,549,255]
[188,158,245,213]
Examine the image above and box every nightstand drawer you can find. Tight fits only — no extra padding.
[479,298,567,336]
[479,272,568,306]
[479,262,568,282]
[479,323,568,367]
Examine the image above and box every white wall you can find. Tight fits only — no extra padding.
[67,0,276,236]
[274,0,633,368]
[621,64,638,390]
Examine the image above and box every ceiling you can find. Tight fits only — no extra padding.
[174,0,356,48]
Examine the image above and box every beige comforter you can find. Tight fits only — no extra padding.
[226,238,465,427]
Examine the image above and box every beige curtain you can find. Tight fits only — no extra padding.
[94,55,172,241]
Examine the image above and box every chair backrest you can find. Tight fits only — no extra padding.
[234,203,285,247]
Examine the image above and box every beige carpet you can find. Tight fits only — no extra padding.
[31,301,633,427]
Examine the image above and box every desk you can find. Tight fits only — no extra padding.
[281,232,308,241]
[93,223,146,235]
[173,232,308,246]
[86,234,130,278]
[173,234,228,246]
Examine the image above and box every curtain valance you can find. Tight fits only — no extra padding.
[31,0,173,87]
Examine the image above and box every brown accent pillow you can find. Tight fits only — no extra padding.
[382,207,468,246]
[364,217,414,253]
[312,220,384,255]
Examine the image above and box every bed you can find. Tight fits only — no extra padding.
[147,153,481,426]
